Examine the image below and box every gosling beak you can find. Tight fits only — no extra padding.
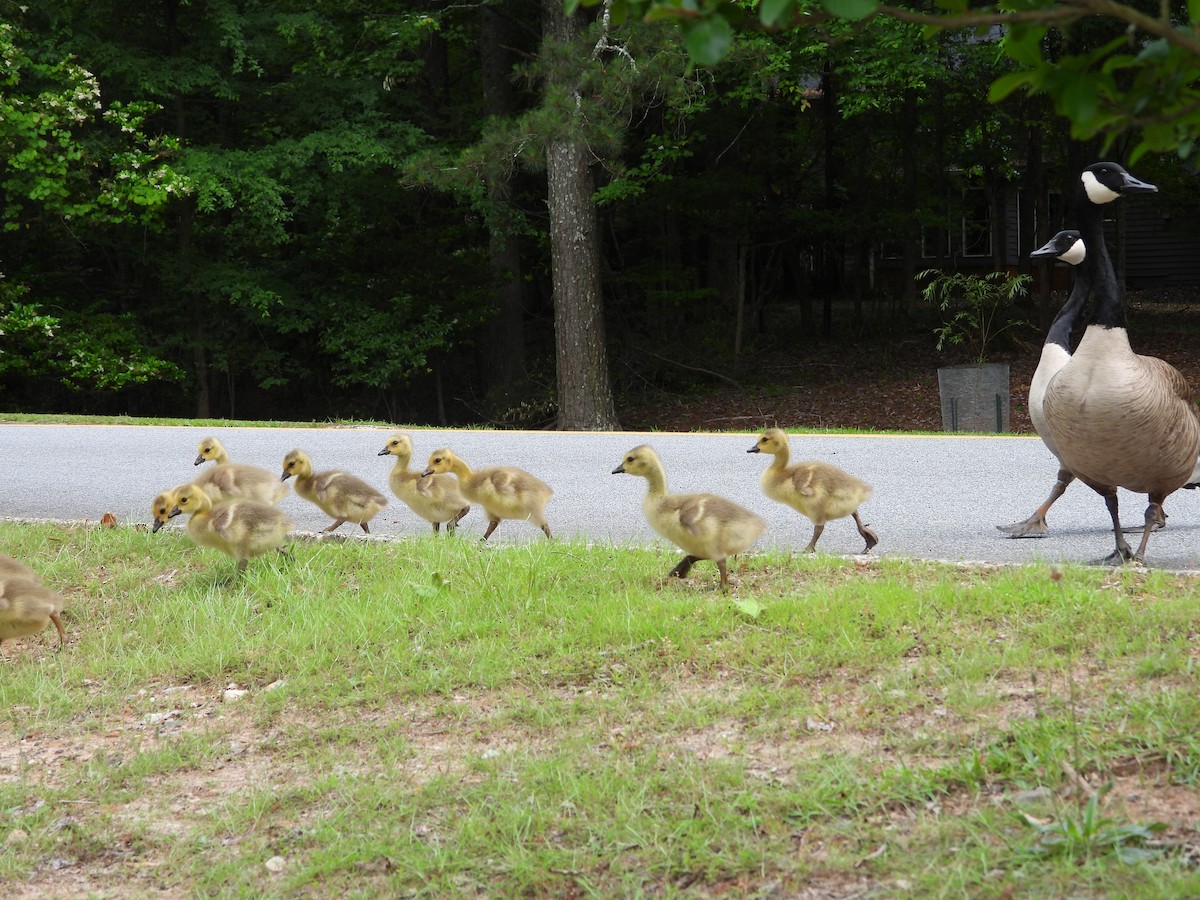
[151,519,165,533]
[421,468,435,477]
[193,455,205,466]
[611,464,625,475]
[747,446,761,454]
[169,505,182,518]
[281,472,293,482]
[377,447,390,456]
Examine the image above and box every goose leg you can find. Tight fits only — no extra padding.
[1132,498,1166,562]
[359,521,371,534]
[49,612,66,649]
[670,555,700,578]
[540,522,553,540]
[853,513,879,553]
[323,517,348,533]
[804,524,824,553]
[432,522,441,534]
[997,468,1075,537]
[481,518,501,541]
[1097,491,1134,565]
[1122,505,1167,534]
[236,559,249,576]
[451,506,469,531]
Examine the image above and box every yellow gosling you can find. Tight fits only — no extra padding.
[422,447,552,540]
[281,449,387,534]
[378,434,469,533]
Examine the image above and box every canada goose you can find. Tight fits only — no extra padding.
[998,230,1089,537]
[171,483,293,574]
[377,434,470,533]
[150,486,182,533]
[280,449,387,534]
[192,437,290,505]
[613,444,766,589]
[747,428,877,553]
[422,448,552,540]
[0,575,67,650]
[1041,162,1200,563]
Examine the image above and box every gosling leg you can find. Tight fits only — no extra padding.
[717,558,731,590]
[432,522,441,534]
[49,611,66,649]
[450,506,469,532]
[997,468,1074,537]
[540,522,553,540]
[481,518,501,541]
[804,523,825,553]
[670,555,700,579]
[853,513,879,553]
[323,517,348,533]
[359,521,371,535]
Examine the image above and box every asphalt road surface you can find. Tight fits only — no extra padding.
[2,423,1198,571]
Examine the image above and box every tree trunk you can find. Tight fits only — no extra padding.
[541,0,619,430]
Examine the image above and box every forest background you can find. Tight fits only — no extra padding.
[3,0,1200,431]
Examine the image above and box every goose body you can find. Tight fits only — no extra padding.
[281,449,387,534]
[748,428,877,553]
[998,231,1089,537]
[193,437,289,505]
[613,444,766,589]
[0,574,67,649]
[1041,163,1200,563]
[171,483,293,574]
[378,434,470,533]
[422,448,553,540]
[0,552,38,580]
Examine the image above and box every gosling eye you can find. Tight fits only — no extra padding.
[625,455,634,464]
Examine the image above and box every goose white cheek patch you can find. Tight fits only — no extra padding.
[1081,170,1120,205]
[1060,240,1086,265]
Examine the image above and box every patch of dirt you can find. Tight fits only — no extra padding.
[622,293,1200,433]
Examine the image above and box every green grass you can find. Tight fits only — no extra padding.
[2,520,1198,896]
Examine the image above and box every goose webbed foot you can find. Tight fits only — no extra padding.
[853,514,878,553]
[996,513,1049,538]
[669,555,700,579]
[1092,547,1136,567]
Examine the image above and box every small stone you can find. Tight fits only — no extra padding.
[265,855,286,874]
[223,688,249,703]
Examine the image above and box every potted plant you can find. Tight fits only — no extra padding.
[919,268,1031,433]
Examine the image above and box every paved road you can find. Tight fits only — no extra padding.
[2,423,1198,570]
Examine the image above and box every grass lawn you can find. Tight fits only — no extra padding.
[2,519,1199,897]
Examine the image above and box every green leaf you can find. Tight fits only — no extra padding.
[821,0,878,19]
[989,70,1034,103]
[732,597,763,619]
[1002,27,1047,67]
[759,0,794,27]
[1061,74,1099,126]
[1135,38,1170,64]
[682,17,734,66]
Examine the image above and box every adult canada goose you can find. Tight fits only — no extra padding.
[748,428,878,553]
[1041,162,1200,563]
[377,434,470,533]
[423,448,553,540]
[192,437,290,505]
[997,230,1090,537]
[281,449,387,534]
[0,574,67,650]
[613,444,766,589]
[170,483,293,575]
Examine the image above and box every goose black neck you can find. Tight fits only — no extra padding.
[1045,259,1091,350]
[1075,183,1125,330]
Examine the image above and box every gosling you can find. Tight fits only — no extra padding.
[0,574,67,651]
[281,449,387,534]
[748,428,878,554]
[422,448,552,540]
[613,444,766,590]
[192,436,289,505]
[378,434,470,533]
[170,483,293,575]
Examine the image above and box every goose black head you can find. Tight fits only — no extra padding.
[1031,229,1085,266]
[1080,162,1157,205]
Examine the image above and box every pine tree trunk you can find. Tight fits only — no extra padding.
[541,0,619,431]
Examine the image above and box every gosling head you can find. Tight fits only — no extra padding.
[422,448,456,478]
[379,434,413,460]
[150,488,181,533]
[171,483,213,518]
[611,445,657,477]
[281,449,313,482]
[194,436,227,467]
[748,428,787,455]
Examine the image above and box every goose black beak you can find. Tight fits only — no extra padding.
[421,468,435,477]
[169,505,182,518]
[281,472,293,482]
[1120,173,1157,194]
[377,447,390,456]
[611,465,625,475]
[1030,240,1060,260]
[747,446,760,453]
[193,455,205,466]
[151,519,165,533]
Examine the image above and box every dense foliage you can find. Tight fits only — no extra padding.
[0,0,1193,424]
